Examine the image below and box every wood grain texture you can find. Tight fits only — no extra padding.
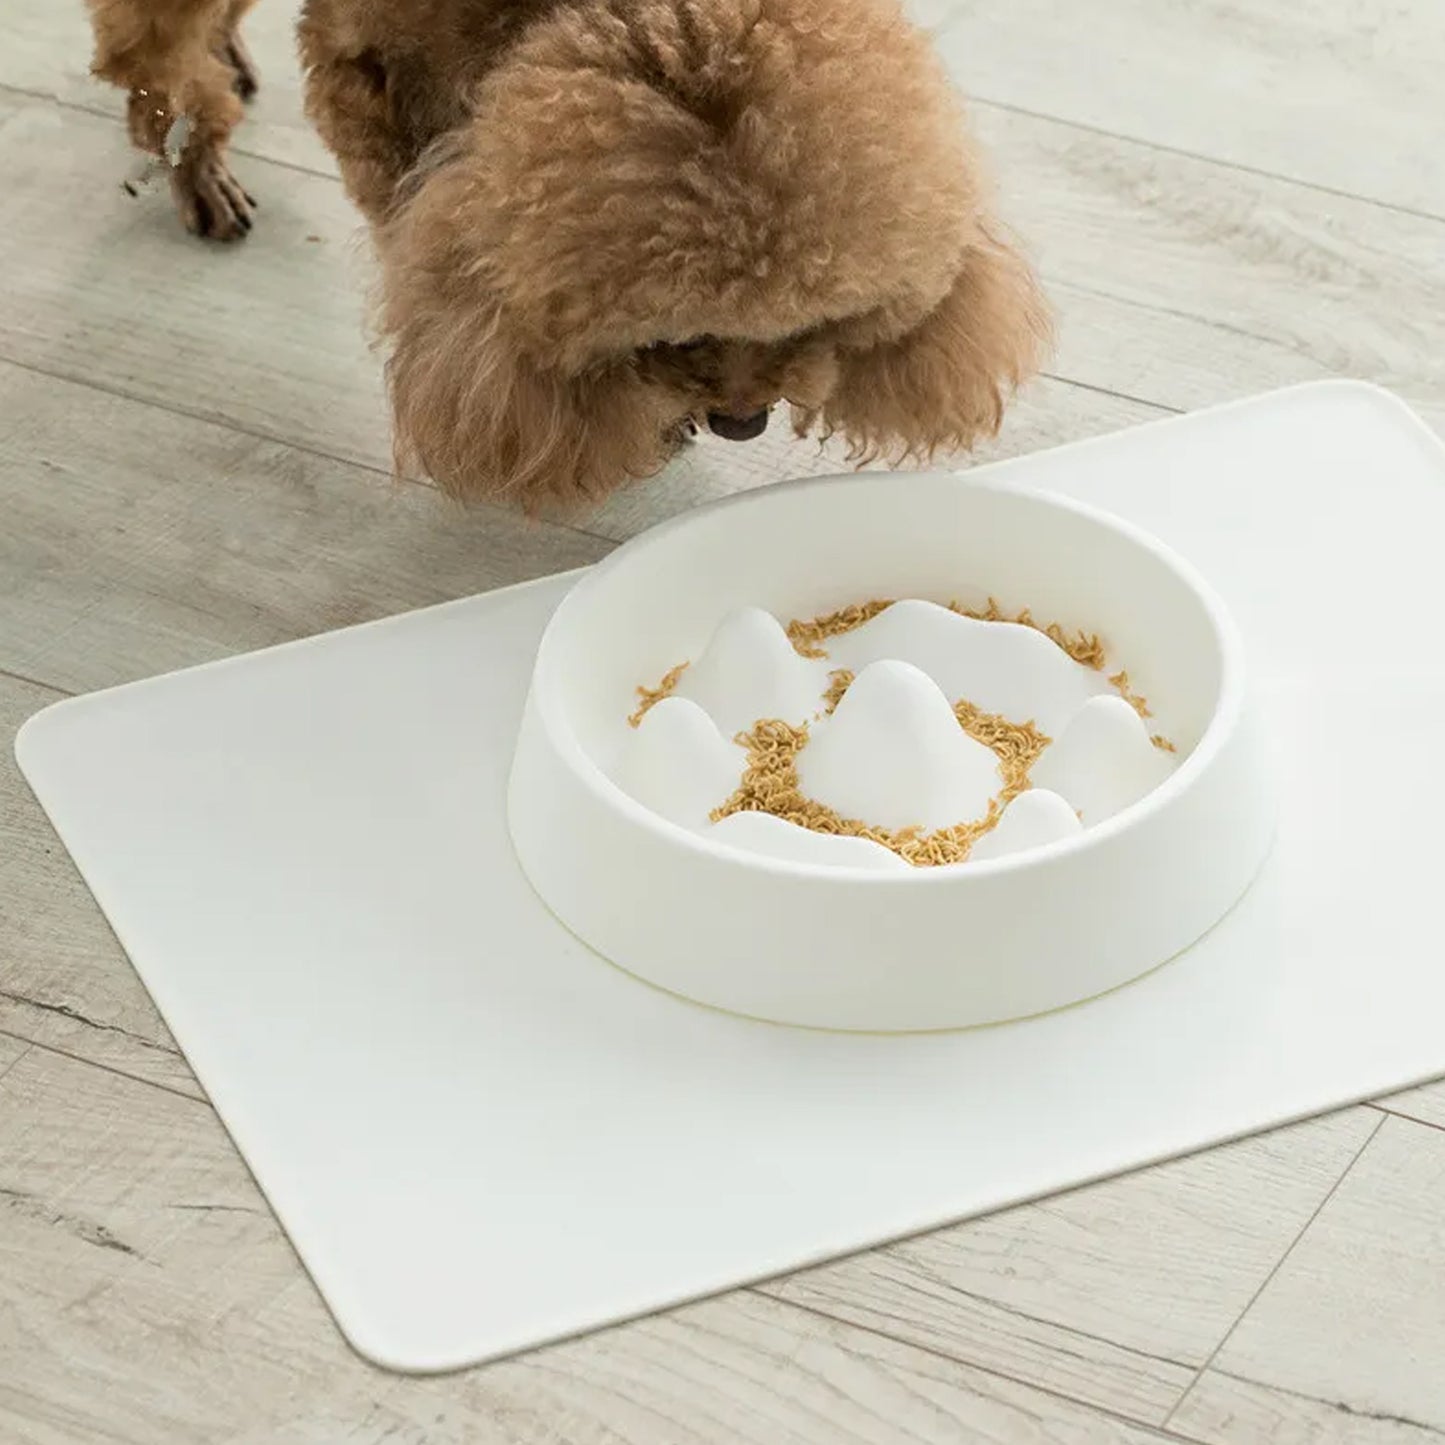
[1,673,200,1099]
[1170,1116,1445,1443]
[934,0,1445,217]
[1374,1080,1445,1133]
[0,101,389,472]
[0,360,607,694]
[1169,1369,1445,1445]
[766,1108,1378,1424]
[0,1048,1191,1445]
[0,1035,30,1079]
[973,107,1445,437]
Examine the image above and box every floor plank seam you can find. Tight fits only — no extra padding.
[0,667,72,698]
[0,350,610,555]
[872,1270,1191,1374]
[1037,371,1181,413]
[1048,279,1316,357]
[956,92,1445,227]
[1160,1110,1388,1430]
[1365,1099,1445,1135]
[753,1289,1205,1442]
[0,348,379,478]
[0,1026,203,1106]
[0,1041,32,1090]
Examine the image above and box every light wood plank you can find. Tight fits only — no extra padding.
[0,1003,194,1103]
[0,1035,29,1078]
[0,360,607,694]
[1171,1115,1445,1442]
[2,672,199,1098]
[973,108,1445,438]
[0,1045,1190,1445]
[766,1108,1378,1423]
[1374,1080,1445,1133]
[0,101,386,471]
[935,0,1445,217]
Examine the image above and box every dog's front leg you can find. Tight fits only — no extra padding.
[163,71,256,241]
[87,0,256,240]
[214,0,261,100]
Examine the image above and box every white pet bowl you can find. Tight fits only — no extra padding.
[508,473,1274,1031]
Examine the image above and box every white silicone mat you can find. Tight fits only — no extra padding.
[17,381,1445,1373]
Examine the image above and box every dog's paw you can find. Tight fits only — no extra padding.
[171,149,255,241]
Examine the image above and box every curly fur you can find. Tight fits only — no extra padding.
[91,0,1051,511]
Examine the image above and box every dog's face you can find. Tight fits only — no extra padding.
[633,333,841,443]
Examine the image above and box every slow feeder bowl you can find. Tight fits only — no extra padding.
[508,473,1274,1031]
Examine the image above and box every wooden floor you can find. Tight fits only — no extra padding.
[3,0,1444,1439]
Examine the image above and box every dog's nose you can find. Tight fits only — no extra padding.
[706,408,770,442]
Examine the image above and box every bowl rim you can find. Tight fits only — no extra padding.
[525,471,1249,883]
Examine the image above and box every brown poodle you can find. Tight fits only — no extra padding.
[86,0,1050,512]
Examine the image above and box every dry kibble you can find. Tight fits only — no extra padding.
[628,597,1170,864]
[627,661,689,727]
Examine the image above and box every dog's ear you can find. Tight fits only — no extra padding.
[384,302,672,512]
[375,162,677,513]
[819,229,1051,463]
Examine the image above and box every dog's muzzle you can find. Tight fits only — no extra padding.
[706,408,770,442]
